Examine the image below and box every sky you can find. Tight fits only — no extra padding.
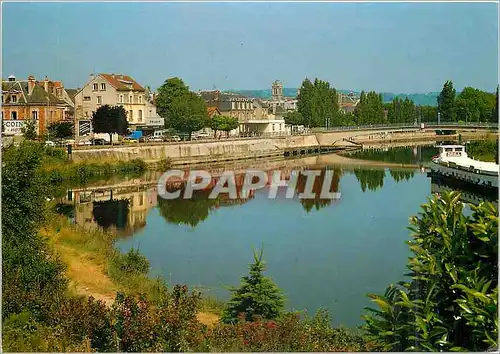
[2,2,498,93]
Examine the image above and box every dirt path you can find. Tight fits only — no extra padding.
[43,224,220,327]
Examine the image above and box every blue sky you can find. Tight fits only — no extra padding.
[2,2,498,93]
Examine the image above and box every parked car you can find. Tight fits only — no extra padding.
[45,140,56,147]
[148,136,163,143]
[78,140,92,146]
[169,135,181,142]
[92,138,108,145]
[122,137,138,144]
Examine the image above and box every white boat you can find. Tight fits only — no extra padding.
[430,144,498,189]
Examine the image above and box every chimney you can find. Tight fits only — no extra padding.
[44,76,49,92]
[28,75,36,95]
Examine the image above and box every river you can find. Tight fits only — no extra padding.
[61,144,498,328]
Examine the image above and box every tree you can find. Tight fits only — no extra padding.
[48,122,73,140]
[22,118,38,140]
[297,78,339,128]
[168,92,208,140]
[91,105,128,142]
[437,80,457,122]
[222,247,285,324]
[354,91,385,125]
[210,115,238,138]
[284,111,303,127]
[363,192,498,351]
[455,87,495,123]
[155,77,190,125]
[492,85,498,123]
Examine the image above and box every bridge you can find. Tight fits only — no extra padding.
[311,121,498,133]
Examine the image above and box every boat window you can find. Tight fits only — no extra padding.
[455,148,463,152]
[445,148,453,152]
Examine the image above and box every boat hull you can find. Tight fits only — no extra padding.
[430,160,498,189]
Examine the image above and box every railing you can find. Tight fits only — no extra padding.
[312,121,498,132]
[71,122,497,150]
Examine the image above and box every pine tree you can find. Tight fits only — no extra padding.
[221,247,284,324]
[492,85,499,123]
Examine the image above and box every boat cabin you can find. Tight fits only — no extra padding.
[437,145,467,158]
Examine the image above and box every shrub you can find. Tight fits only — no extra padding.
[109,248,150,278]
[363,192,498,351]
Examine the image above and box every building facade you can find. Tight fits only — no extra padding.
[74,73,163,137]
[2,75,72,135]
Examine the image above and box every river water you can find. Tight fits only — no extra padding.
[62,144,497,328]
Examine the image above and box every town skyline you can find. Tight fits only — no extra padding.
[3,2,498,93]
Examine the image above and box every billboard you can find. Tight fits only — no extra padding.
[3,120,25,135]
[78,120,91,136]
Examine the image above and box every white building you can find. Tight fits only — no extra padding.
[74,73,163,137]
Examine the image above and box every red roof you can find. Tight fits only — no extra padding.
[207,107,221,117]
[100,73,145,92]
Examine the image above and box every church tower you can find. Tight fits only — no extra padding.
[271,80,283,101]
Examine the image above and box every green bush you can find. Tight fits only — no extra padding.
[109,248,150,278]
[362,192,498,351]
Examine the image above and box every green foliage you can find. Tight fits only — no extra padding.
[297,78,339,127]
[353,168,385,192]
[210,115,239,137]
[389,169,415,183]
[354,91,385,125]
[417,105,438,122]
[387,97,416,124]
[467,139,498,163]
[456,87,495,123]
[168,91,208,138]
[492,86,499,122]
[284,111,304,126]
[2,141,68,321]
[91,104,129,138]
[222,247,285,324]
[155,77,190,122]
[157,188,219,227]
[109,248,150,278]
[438,80,457,121]
[207,310,368,352]
[48,121,73,140]
[22,118,38,140]
[363,192,498,351]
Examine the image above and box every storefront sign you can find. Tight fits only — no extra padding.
[3,120,26,135]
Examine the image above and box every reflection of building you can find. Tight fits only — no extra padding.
[64,185,158,236]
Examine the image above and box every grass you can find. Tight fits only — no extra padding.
[42,214,221,325]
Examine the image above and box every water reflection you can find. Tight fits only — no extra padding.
[346,145,438,165]
[296,167,342,212]
[429,174,498,207]
[353,168,385,192]
[61,185,158,237]
[389,169,415,183]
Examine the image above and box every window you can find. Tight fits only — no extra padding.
[11,111,17,120]
[445,148,453,152]
[11,95,17,103]
[138,110,143,122]
[129,96,133,103]
[83,96,91,101]
[139,95,143,103]
[272,124,275,131]
[129,110,133,120]
[119,95,124,103]
[32,111,38,120]
[100,83,106,91]
[97,96,102,105]
[92,83,98,91]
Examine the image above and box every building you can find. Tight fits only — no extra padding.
[2,75,73,135]
[266,80,298,113]
[74,73,163,137]
[338,91,360,114]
